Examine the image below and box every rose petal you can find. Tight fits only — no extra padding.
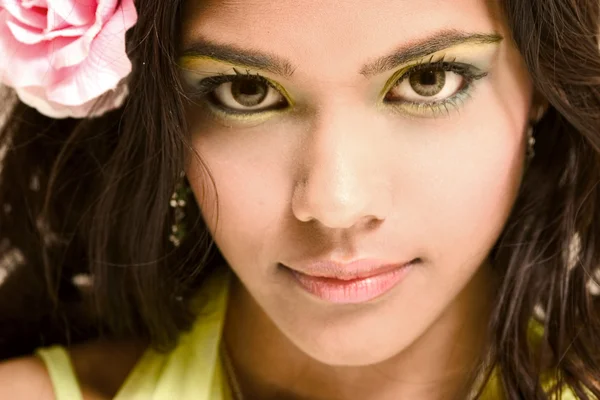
[6,13,88,45]
[49,22,100,69]
[0,14,53,87]
[95,0,119,25]
[14,85,74,117]
[46,0,136,104]
[46,8,70,31]
[6,15,45,44]
[47,0,96,27]
[0,0,47,29]
[48,30,97,70]
[48,0,117,69]
[48,35,90,68]
[43,23,89,39]
[16,79,129,118]
[22,0,48,8]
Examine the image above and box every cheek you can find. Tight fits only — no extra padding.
[411,88,530,270]
[421,133,523,260]
[185,133,289,269]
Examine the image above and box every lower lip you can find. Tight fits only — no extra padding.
[286,263,413,304]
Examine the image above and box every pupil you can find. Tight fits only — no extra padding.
[231,78,268,107]
[238,81,261,96]
[420,70,438,86]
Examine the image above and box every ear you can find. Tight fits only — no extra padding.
[530,91,549,123]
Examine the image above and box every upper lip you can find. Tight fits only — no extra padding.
[284,258,413,281]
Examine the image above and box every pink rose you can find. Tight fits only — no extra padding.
[0,0,138,118]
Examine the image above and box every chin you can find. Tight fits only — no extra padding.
[273,302,419,367]
[294,326,406,367]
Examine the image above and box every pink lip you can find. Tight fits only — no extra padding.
[283,259,415,304]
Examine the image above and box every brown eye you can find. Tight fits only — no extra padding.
[408,69,446,97]
[230,78,268,107]
[212,76,287,111]
[386,67,465,103]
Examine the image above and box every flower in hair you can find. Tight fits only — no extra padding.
[0,0,138,118]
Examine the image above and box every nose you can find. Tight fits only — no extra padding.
[291,105,391,229]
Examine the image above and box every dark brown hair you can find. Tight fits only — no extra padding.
[1,0,599,398]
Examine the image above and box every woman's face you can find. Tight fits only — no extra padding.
[181,0,533,365]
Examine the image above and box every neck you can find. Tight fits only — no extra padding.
[222,262,496,400]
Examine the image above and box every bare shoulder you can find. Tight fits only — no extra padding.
[0,340,147,400]
[0,356,58,399]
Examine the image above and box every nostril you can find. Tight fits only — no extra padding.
[365,217,385,230]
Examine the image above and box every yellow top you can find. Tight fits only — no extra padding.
[36,267,582,400]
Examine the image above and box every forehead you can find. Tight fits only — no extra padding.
[180,0,506,60]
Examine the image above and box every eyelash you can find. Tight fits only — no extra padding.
[188,58,488,118]
[189,68,284,114]
[384,56,488,116]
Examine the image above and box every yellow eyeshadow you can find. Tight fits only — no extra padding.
[379,64,412,100]
[178,55,242,70]
[178,56,295,107]
[265,79,295,107]
[203,103,294,125]
[376,42,500,100]
[382,101,464,119]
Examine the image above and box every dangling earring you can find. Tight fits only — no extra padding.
[169,171,191,247]
[526,124,536,162]
[526,104,545,163]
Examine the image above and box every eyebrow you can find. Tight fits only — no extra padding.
[179,30,502,79]
[361,30,503,77]
[180,40,296,77]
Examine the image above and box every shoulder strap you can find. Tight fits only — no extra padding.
[114,267,233,400]
[36,346,84,400]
